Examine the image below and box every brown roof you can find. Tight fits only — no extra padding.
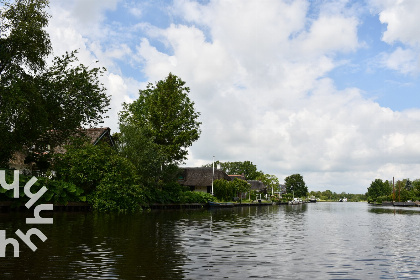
[84,127,114,146]
[179,167,231,187]
[247,180,266,191]
[228,174,245,181]
[54,127,114,154]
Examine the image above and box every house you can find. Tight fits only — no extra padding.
[8,127,115,172]
[228,173,246,181]
[247,180,266,192]
[278,184,287,194]
[178,167,231,193]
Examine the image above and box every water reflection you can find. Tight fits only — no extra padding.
[368,205,420,215]
[0,203,419,279]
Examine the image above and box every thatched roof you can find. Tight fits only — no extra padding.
[179,167,231,187]
[9,127,115,170]
[84,127,114,146]
[247,180,266,191]
[228,174,245,181]
[278,184,287,194]
[53,127,114,154]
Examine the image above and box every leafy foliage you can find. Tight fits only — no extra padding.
[0,0,109,167]
[203,160,263,180]
[90,180,146,213]
[284,174,308,198]
[213,178,251,201]
[52,139,151,212]
[367,179,392,202]
[54,139,136,194]
[117,124,177,187]
[0,169,85,205]
[120,73,201,167]
[257,174,279,195]
[180,191,215,204]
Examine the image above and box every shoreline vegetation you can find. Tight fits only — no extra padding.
[1,1,416,214]
[0,166,371,213]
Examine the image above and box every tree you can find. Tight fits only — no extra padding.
[367,179,392,202]
[0,0,110,167]
[231,178,251,200]
[117,124,168,186]
[257,174,279,196]
[119,73,201,184]
[284,174,307,198]
[54,139,137,194]
[213,178,250,201]
[203,161,263,180]
[120,73,201,165]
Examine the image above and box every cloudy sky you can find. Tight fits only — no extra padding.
[45,0,420,194]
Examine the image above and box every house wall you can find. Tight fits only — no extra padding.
[194,186,208,193]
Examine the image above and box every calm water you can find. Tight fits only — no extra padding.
[0,202,419,279]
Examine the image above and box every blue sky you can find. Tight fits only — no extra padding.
[46,0,420,194]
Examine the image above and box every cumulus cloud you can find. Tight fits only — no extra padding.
[380,47,420,74]
[372,0,420,74]
[47,0,140,132]
[374,0,420,46]
[45,0,420,193]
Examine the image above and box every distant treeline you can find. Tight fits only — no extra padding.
[366,178,420,203]
[308,190,367,202]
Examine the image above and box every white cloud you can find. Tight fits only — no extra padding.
[44,0,420,193]
[47,0,141,133]
[372,0,420,74]
[380,47,419,74]
[374,0,420,46]
[71,0,120,26]
[131,0,420,193]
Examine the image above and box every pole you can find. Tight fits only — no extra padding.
[392,177,395,202]
[212,156,214,195]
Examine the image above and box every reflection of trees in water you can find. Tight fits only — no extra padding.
[368,206,420,215]
[0,212,190,279]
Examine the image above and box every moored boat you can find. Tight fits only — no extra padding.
[208,201,235,208]
[309,196,317,203]
[288,198,302,205]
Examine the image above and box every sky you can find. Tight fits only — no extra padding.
[44,0,420,194]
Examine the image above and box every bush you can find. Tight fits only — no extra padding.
[0,169,85,205]
[89,181,146,213]
[38,177,85,204]
[375,195,391,204]
[54,140,137,194]
[213,178,250,201]
[180,191,215,203]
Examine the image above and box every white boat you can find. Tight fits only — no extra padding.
[288,198,302,205]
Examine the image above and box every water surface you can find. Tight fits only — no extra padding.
[0,202,419,279]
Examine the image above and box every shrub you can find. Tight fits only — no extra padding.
[0,170,85,206]
[54,140,137,194]
[89,181,146,213]
[180,191,215,203]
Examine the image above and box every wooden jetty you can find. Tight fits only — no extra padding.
[381,201,419,207]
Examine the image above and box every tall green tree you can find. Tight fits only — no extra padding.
[367,179,392,201]
[119,73,201,184]
[257,174,279,195]
[284,174,307,198]
[0,0,110,167]
[117,124,166,186]
[203,161,263,180]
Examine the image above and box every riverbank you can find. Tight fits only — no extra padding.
[371,201,420,207]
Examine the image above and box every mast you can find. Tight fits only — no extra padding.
[392,177,395,202]
[211,156,214,195]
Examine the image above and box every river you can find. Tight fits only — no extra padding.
[0,202,419,279]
